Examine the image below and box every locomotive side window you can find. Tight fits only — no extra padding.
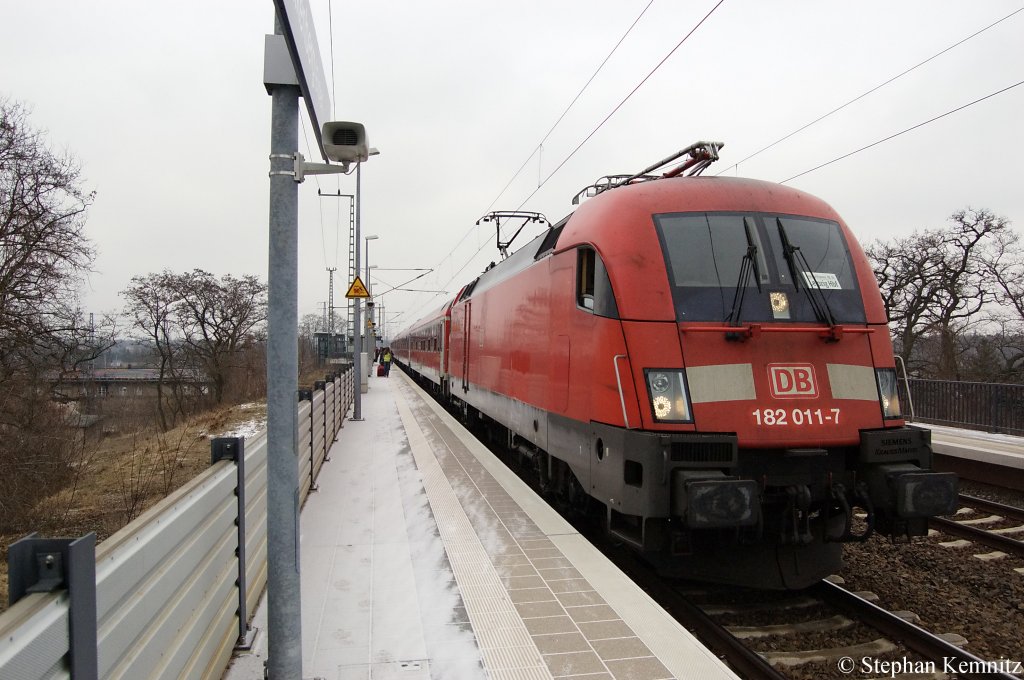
[577,249,595,310]
[576,247,619,318]
[654,212,865,323]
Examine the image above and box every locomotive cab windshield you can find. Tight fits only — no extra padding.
[654,212,866,324]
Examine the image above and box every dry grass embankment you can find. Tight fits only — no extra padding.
[0,401,268,614]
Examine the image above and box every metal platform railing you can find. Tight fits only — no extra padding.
[900,377,1024,436]
[0,368,356,680]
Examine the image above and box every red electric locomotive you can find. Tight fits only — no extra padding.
[395,143,956,589]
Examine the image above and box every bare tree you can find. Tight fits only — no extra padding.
[958,323,1024,381]
[0,99,100,526]
[0,99,95,368]
[868,230,942,369]
[299,312,323,373]
[985,224,1024,378]
[300,312,322,339]
[867,208,1011,378]
[121,271,186,430]
[988,225,1024,320]
[174,269,267,404]
[119,269,268,410]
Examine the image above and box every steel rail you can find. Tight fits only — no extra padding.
[959,494,1024,523]
[814,581,1020,680]
[930,516,1024,557]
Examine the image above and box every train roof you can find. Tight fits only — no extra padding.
[469,175,842,281]
[396,297,456,338]
[453,170,854,321]
[556,175,846,250]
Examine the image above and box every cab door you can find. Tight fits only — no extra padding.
[461,301,471,393]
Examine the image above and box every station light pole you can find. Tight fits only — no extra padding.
[364,235,379,362]
[364,234,379,286]
[265,15,302,677]
[265,3,377,674]
[366,264,378,361]
[352,149,379,421]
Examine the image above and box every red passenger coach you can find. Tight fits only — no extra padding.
[395,143,957,589]
[392,297,454,391]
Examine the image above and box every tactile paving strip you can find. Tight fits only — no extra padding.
[394,387,552,679]
[392,377,685,680]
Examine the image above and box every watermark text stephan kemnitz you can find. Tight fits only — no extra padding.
[837,656,1023,677]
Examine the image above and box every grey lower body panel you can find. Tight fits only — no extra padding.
[455,384,951,589]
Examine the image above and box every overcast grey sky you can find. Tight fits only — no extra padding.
[2,1,1022,339]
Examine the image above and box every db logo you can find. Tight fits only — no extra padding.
[768,364,818,398]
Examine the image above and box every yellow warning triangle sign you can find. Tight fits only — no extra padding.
[345,276,371,299]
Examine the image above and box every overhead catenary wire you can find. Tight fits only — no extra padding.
[393,5,1013,332]
[484,0,656,213]
[780,79,1024,184]
[718,6,1024,176]
[328,0,343,272]
[532,0,726,194]
[424,1,659,297]
[302,108,350,272]
[306,4,354,277]
[431,0,728,299]
[299,114,331,270]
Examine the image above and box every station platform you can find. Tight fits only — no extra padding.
[923,423,1024,490]
[225,369,736,680]
[924,423,1024,467]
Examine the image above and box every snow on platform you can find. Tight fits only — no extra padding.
[224,370,737,680]
[923,423,1024,469]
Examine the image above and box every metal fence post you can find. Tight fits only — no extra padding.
[343,368,349,415]
[336,372,342,430]
[348,366,354,412]
[319,377,330,455]
[211,436,252,648]
[317,380,325,484]
[988,382,998,433]
[314,380,326,490]
[299,389,315,493]
[326,373,336,445]
[8,533,98,679]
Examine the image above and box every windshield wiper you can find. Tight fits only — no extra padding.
[776,218,837,329]
[726,219,763,326]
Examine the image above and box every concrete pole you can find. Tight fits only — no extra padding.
[266,16,303,679]
[365,240,373,361]
[352,161,363,419]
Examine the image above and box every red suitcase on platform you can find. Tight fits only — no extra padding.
[377,364,386,377]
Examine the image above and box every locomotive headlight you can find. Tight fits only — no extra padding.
[875,368,902,419]
[645,369,693,423]
[652,396,672,419]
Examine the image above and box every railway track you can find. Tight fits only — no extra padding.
[605,544,1021,680]
[930,494,1024,561]
[813,580,1019,680]
[476,425,1024,678]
